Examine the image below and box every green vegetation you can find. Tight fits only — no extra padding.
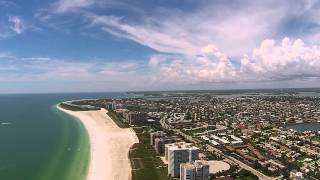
[130,127,168,180]
[210,168,258,180]
[59,103,100,111]
[58,103,85,111]
[311,136,320,142]
[235,169,259,180]
[106,110,129,128]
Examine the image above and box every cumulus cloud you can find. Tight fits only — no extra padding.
[149,45,237,83]
[240,38,320,81]
[31,0,320,89]
[146,38,320,85]
[148,55,167,68]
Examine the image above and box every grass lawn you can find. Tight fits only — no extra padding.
[235,177,258,180]
[130,127,169,180]
[106,110,129,128]
[234,169,259,180]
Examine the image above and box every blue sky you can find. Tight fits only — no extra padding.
[1,0,320,93]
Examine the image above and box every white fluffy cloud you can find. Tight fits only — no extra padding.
[1,39,319,91]
[149,45,237,83]
[240,38,320,81]
[31,0,320,89]
[147,38,320,84]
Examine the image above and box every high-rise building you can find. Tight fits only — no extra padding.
[166,142,199,177]
[154,137,175,154]
[106,101,116,110]
[127,111,147,125]
[150,131,167,146]
[180,163,195,180]
[180,160,210,180]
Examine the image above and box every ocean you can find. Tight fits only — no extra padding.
[0,93,130,180]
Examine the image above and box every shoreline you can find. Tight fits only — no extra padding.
[285,122,320,132]
[57,105,139,180]
[51,104,90,180]
[285,121,320,126]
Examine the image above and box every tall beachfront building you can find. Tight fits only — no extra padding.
[150,131,167,146]
[165,142,199,177]
[180,160,210,180]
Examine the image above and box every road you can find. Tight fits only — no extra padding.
[205,141,276,180]
[160,118,281,180]
[229,156,279,180]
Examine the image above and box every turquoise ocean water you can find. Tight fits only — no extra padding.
[0,93,129,180]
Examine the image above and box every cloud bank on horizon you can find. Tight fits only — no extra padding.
[1,0,320,92]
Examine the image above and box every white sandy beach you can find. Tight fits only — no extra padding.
[57,106,139,180]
